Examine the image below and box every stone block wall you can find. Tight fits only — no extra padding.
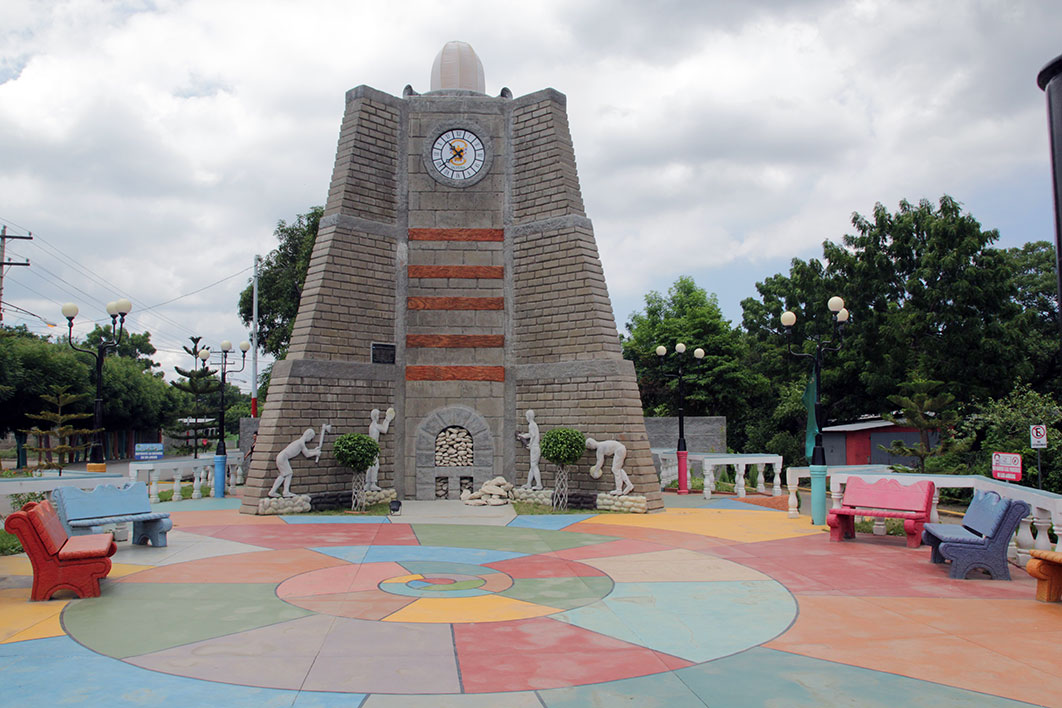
[324,88,400,222]
[644,417,727,453]
[511,91,585,222]
[239,360,397,514]
[242,83,660,512]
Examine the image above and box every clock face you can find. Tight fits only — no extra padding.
[430,129,486,181]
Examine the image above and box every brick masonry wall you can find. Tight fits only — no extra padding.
[324,90,400,222]
[287,226,397,361]
[515,369,663,512]
[239,361,397,515]
[511,221,622,364]
[511,92,585,223]
[509,89,659,511]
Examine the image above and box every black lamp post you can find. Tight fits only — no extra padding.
[779,296,848,524]
[203,340,249,497]
[655,342,705,495]
[61,299,132,473]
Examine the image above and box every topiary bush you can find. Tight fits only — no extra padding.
[540,428,586,469]
[333,433,379,474]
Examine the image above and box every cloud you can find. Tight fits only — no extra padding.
[0,0,1058,373]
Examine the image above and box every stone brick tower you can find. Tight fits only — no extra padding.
[240,42,662,513]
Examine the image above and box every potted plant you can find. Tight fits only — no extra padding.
[333,433,380,510]
[540,427,585,509]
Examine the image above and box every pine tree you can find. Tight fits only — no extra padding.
[22,386,98,475]
[881,378,966,472]
[169,337,220,458]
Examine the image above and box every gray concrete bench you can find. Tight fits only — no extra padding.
[922,490,1029,580]
[52,482,172,547]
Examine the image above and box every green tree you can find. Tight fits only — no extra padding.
[22,386,97,474]
[743,380,811,467]
[880,379,965,473]
[1002,241,1061,397]
[0,329,89,467]
[102,357,183,432]
[238,206,322,359]
[959,383,1062,492]
[84,326,158,370]
[170,337,220,457]
[822,196,1022,412]
[624,276,769,450]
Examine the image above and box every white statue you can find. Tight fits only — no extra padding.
[365,407,395,491]
[586,438,633,496]
[516,409,541,490]
[269,427,323,498]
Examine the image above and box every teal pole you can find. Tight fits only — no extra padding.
[810,464,827,524]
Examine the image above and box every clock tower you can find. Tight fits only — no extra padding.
[241,42,663,513]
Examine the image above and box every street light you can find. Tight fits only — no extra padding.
[656,342,705,495]
[779,296,849,524]
[61,299,133,473]
[203,340,249,497]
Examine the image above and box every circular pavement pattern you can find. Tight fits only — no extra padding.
[61,523,798,695]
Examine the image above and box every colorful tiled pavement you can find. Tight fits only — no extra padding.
[2,497,1059,707]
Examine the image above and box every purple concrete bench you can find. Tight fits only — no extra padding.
[922,490,1030,580]
[826,477,934,548]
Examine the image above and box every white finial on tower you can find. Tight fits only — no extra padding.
[431,41,485,93]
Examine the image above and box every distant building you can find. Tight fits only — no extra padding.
[822,418,938,467]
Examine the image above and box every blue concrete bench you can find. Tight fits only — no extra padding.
[922,490,1030,580]
[52,482,173,547]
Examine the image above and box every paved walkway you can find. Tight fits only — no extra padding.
[1,494,1058,707]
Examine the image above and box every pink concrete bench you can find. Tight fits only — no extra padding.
[826,477,935,548]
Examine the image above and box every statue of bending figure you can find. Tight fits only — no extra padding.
[269,428,321,498]
[516,409,541,490]
[586,438,633,496]
[366,407,395,491]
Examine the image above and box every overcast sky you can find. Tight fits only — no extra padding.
[1,0,1060,391]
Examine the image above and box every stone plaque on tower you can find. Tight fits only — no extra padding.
[240,42,663,513]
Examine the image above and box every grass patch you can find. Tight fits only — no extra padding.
[157,484,203,502]
[0,529,22,555]
[853,517,907,536]
[664,478,735,494]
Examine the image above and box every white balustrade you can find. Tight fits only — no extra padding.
[149,470,160,503]
[786,465,1062,562]
[191,467,203,499]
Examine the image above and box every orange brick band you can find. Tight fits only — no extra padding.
[407,297,504,310]
[406,366,505,382]
[407,265,504,279]
[407,334,505,348]
[408,228,504,242]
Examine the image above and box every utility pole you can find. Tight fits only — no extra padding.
[0,225,33,322]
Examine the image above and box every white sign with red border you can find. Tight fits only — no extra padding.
[1031,425,1048,449]
[992,452,1022,481]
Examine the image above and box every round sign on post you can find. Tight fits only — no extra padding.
[991,452,1022,482]
[1031,425,1048,449]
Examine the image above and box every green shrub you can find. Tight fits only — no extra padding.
[333,433,379,474]
[540,428,585,467]
[0,529,22,555]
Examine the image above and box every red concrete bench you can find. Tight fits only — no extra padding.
[826,477,935,548]
[3,499,117,601]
